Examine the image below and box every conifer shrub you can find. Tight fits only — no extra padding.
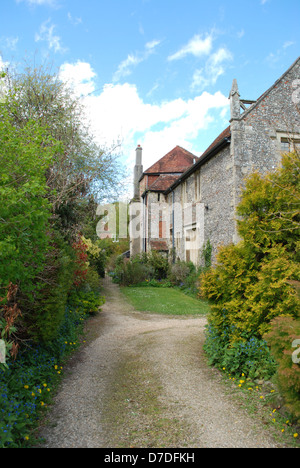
[201,151,300,386]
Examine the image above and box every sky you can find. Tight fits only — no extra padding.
[0,0,299,199]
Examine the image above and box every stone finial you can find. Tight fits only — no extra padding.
[229,79,241,121]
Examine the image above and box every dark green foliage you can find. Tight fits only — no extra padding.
[264,316,300,423]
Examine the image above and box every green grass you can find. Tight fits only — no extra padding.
[121,286,210,315]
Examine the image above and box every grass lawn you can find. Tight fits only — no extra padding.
[120,286,210,316]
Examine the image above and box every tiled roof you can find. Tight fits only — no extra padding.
[150,240,169,251]
[144,146,198,174]
[148,174,181,192]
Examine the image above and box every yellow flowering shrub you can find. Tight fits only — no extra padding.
[200,151,300,342]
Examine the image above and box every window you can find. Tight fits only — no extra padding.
[280,136,300,153]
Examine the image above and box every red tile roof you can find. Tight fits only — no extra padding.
[148,174,180,192]
[150,240,169,251]
[144,146,198,174]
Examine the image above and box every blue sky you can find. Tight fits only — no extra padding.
[1,0,299,197]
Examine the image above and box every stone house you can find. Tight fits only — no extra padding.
[129,57,300,264]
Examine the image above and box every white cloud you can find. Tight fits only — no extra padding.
[113,54,142,82]
[168,33,213,61]
[0,36,19,51]
[59,61,97,97]
[191,47,233,91]
[0,56,9,71]
[82,81,229,170]
[266,40,295,66]
[113,40,161,82]
[35,19,66,53]
[67,12,82,26]
[58,60,229,198]
[16,0,58,6]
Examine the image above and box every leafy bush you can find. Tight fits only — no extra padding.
[200,152,300,343]
[113,257,154,286]
[201,243,299,341]
[168,261,191,285]
[0,289,98,448]
[201,152,300,397]
[81,235,107,278]
[67,289,105,315]
[204,323,277,380]
[144,251,170,280]
[19,231,75,344]
[112,251,171,286]
[264,316,300,423]
[0,107,59,297]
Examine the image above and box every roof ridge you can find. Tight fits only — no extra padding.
[240,56,300,120]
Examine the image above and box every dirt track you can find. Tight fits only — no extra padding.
[38,277,282,448]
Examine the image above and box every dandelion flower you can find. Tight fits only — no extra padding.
[24,385,29,389]
[294,433,298,438]
[43,383,47,387]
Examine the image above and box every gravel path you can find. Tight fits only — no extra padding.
[38,277,282,448]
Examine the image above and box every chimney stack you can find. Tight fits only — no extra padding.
[133,144,143,199]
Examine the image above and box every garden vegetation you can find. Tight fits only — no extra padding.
[200,150,300,423]
[0,63,125,447]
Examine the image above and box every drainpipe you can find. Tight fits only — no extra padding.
[172,190,175,263]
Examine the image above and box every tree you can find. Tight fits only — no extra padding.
[3,63,125,237]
